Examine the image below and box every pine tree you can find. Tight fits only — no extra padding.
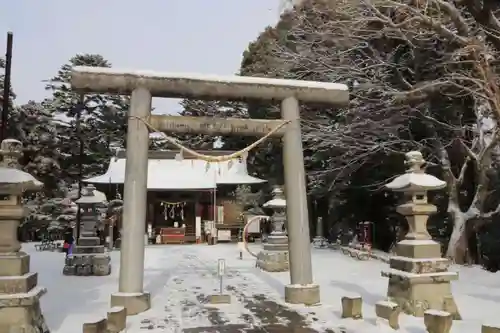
[1,58,61,196]
[14,101,62,196]
[45,54,129,184]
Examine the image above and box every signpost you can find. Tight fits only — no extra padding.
[237,228,244,260]
[205,258,231,304]
[217,258,226,294]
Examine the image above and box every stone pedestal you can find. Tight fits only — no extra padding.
[0,139,49,332]
[382,151,460,318]
[257,233,289,272]
[110,292,151,316]
[382,230,460,317]
[208,294,231,304]
[284,283,320,305]
[63,237,111,276]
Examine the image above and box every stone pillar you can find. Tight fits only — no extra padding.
[111,87,151,315]
[108,217,114,250]
[63,185,111,276]
[316,217,323,238]
[382,151,461,318]
[257,186,289,272]
[312,217,329,248]
[281,97,319,305]
[67,183,80,240]
[0,139,49,333]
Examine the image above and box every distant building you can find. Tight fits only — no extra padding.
[84,150,266,244]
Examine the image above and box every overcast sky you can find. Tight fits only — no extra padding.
[0,0,282,114]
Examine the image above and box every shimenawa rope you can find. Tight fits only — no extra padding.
[129,115,290,163]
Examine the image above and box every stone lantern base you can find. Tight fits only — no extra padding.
[63,237,111,276]
[256,233,289,272]
[381,238,460,318]
[0,252,49,333]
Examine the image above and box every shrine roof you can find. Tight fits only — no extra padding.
[83,156,266,190]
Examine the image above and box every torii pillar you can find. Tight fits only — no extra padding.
[71,67,349,313]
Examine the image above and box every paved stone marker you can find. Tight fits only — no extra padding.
[375,300,400,330]
[424,310,453,333]
[0,139,49,333]
[341,295,363,319]
[382,151,460,318]
[71,67,349,311]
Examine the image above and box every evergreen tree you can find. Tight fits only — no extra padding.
[45,54,129,184]
[13,101,62,196]
[2,58,60,196]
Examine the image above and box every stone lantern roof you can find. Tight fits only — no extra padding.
[0,167,43,191]
[385,151,446,193]
[75,185,107,205]
[263,186,286,209]
[0,139,42,192]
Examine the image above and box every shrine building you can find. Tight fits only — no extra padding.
[84,149,266,244]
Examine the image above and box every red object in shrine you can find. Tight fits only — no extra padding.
[160,227,185,244]
[359,221,372,250]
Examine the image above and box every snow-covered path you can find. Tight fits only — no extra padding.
[127,246,318,332]
[25,243,500,333]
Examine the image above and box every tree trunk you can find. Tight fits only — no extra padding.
[446,202,469,264]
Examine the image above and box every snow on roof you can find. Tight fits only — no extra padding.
[83,157,266,190]
[73,66,349,91]
[386,172,446,192]
[0,167,43,189]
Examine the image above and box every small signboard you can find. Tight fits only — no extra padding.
[217,259,226,276]
[217,259,226,294]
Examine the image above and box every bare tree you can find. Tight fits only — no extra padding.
[271,0,500,263]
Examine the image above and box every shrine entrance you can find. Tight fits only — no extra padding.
[70,67,349,315]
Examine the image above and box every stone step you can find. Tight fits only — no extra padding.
[77,237,101,247]
[73,246,105,254]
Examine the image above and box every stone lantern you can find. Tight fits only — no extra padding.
[76,184,106,239]
[382,151,460,318]
[63,184,111,276]
[256,186,289,272]
[0,139,49,332]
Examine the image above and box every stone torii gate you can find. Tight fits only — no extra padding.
[71,67,348,314]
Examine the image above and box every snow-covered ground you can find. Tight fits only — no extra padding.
[25,243,500,332]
